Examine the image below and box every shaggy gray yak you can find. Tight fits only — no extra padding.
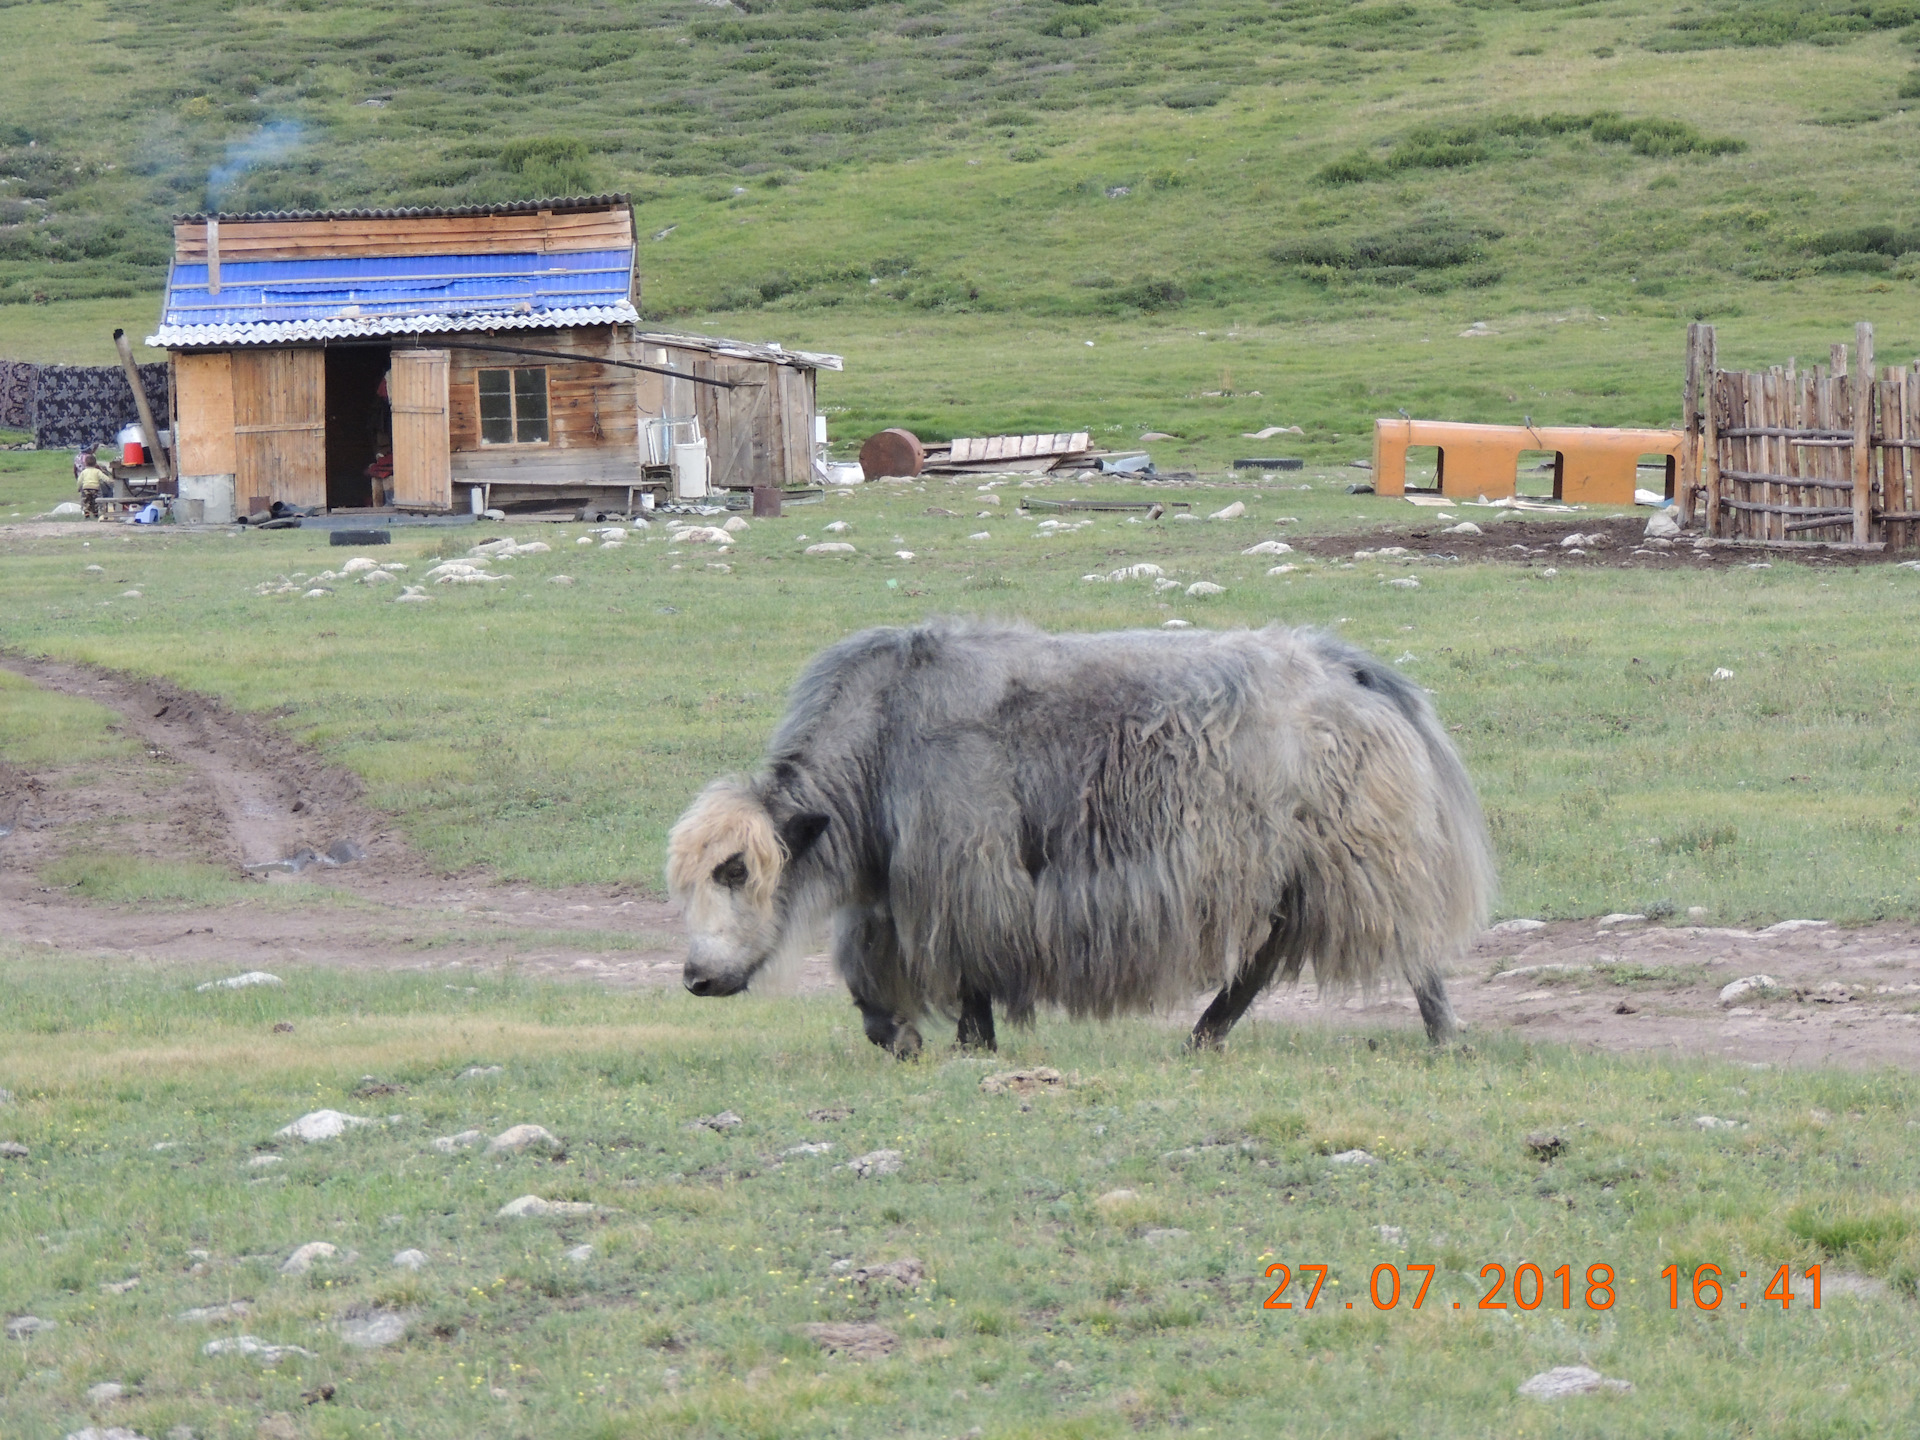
[668,619,1492,1057]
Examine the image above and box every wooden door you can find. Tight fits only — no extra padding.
[390,349,452,510]
[712,361,770,489]
[231,348,325,508]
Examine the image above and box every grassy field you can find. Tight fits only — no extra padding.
[5,449,1920,922]
[0,957,1915,1440]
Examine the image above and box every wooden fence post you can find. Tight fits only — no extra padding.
[1679,323,1701,526]
[1853,321,1874,546]
[1700,326,1721,536]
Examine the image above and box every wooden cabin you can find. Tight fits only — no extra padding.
[147,196,841,519]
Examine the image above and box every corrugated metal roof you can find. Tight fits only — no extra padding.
[160,248,633,329]
[146,303,640,350]
[170,194,631,224]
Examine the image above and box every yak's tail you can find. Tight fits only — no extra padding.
[1277,633,1495,1013]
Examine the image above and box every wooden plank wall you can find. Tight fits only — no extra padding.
[390,349,452,510]
[173,207,632,264]
[447,327,647,488]
[173,352,236,475]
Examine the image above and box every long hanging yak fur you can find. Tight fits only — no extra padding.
[668,618,1494,1057]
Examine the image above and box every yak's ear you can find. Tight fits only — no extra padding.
[779,810,830,862]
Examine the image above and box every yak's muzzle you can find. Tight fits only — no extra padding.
[682,962,749,998]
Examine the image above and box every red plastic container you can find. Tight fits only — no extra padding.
[122,439,144,466]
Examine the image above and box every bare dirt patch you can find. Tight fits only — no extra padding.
[4,657,1919,1069]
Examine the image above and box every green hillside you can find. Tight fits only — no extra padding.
[4,0,1919,459]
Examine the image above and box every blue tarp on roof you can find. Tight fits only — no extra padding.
[159,249,634,329]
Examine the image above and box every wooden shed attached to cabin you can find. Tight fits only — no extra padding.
[147,196,841,520]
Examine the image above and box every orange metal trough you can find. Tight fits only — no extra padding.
[1371,418,1684,505]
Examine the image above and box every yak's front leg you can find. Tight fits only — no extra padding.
[1188,929,1288,1051]
[834,904,922,1060]
[1411,970,1458,1045]
[955,985,996,1052]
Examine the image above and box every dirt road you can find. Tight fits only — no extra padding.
[2,654,1916,1069]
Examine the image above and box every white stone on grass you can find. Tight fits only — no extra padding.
[1185,581,1224,597]
[64,1429,149,1440]
[840,1149,904,1178]
[1445,521,1482,535]
[1267,564,1297,575]
[548,574,575,585]
[1162,618,1192,629]
[1517,1366,1632,1400]
[279,1241,351,1275]
[85,1382,129,1404]
[201,1335,317,1363]
[392,1249,429,1271]
[1596,913,1646,928]
[1385,577,1420,589]
[6,1315,55,1337]
[1242,540,1292,555]
[432,1130,484,1154]
[895,551,915,560]
[248,1155,282,1169]
[1208,502,1246,520]
[461,1065,503,1079]
[1761,919,1829,935]
[1695,1115,1746,1130]
[276,1110,373,1143]
[1712,667,1735,681]
[824,520,850,533]
[723,517,750,534]
[805,542,856,555]
[497,1195,607,1218]
[487,1124,560,1155]
[1328,1149,1377,1166]
[1719,975,1782,1006]
[564,1244,595,1264]
[336,1311,412,1348]
[782,1142,834,1157]
[195,971,281,992]
[177,1301,250,1323]
[1489,918,1547,934]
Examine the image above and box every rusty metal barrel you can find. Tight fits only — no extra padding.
[858,428,925,479]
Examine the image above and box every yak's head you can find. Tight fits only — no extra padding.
[666,778,830,997]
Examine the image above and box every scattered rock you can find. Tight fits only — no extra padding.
[276,1110,373,1143]
[806,1107,852,1123]
[782,1142,834,1156]
[99,1277,140,1294]
[202,1336,317,1363]
[64,1429,149,1440]
[177,1301,250,1323]
[1525,1131,1567,1160]
[1489,918,1547,934]
[1185,580,1224,597]
[980,1067,1063,1096]
[564,1244,594,1264]
[432,1130,483,1154]
[1162,618,1192,629]
[1108,563,1165,581]
[1385,576,1421,589]
[335,1310,412,1349]
[1377,1225,1404,1243]
[1208,502,1247,520]
[195,972,282,992]
[841,1149,904,1178]
[6,1315,55,1337]
[391,1249,429,1271]
[1719,975,1782,1006]
[1518,1366,1632,1400]
[824,520,850,533]
[1242,540,1292,556]
[461,1065,503,1079]
[1328,1149,1378,1166]
[1761,919,1830,935]
[1695,1115,1746,1130]
[496,1195,608,1218]
[1445,521,1482,535]
[853,1258,925,1290]
[487,1124,561,1155]
[50,501,84,516]
[1645,508,1682,539]
[279,1242,350,1275]
[1096,1189,1139,1207]
[967,531,991,540]
[801,1322,899,1359]
[1711,667,1735,681]
[271,1022,294,1034]
[1596,913,1646,928]
[805,542,857,555]
[0,1141,27,1159]
[548,574,575,585]
[687,1111,743,1133]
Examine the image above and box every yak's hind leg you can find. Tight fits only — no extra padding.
[955,986,996,1052]
[835,905,923,1060]
[1411,970,1459,1045]
[1188,932,1289,1051]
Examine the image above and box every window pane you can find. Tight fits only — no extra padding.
[478,369,513,444]
[514,368,549,444]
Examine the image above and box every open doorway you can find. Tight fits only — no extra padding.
[1403,445,1442,492]
[1515,449,1562,499]
[324,346,391,509]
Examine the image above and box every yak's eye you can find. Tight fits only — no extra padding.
[712,853,750,889]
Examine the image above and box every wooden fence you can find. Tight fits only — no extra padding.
[1679,321,1920,550]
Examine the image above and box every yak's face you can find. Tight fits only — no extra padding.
[666,779,829,996]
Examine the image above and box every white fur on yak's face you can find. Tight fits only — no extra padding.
[666,780,826,996]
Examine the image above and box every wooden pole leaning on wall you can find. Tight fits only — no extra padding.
[1853,321,1875,546]
[111,328,171,483]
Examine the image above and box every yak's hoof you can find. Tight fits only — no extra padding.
[887,1023,923,1061]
